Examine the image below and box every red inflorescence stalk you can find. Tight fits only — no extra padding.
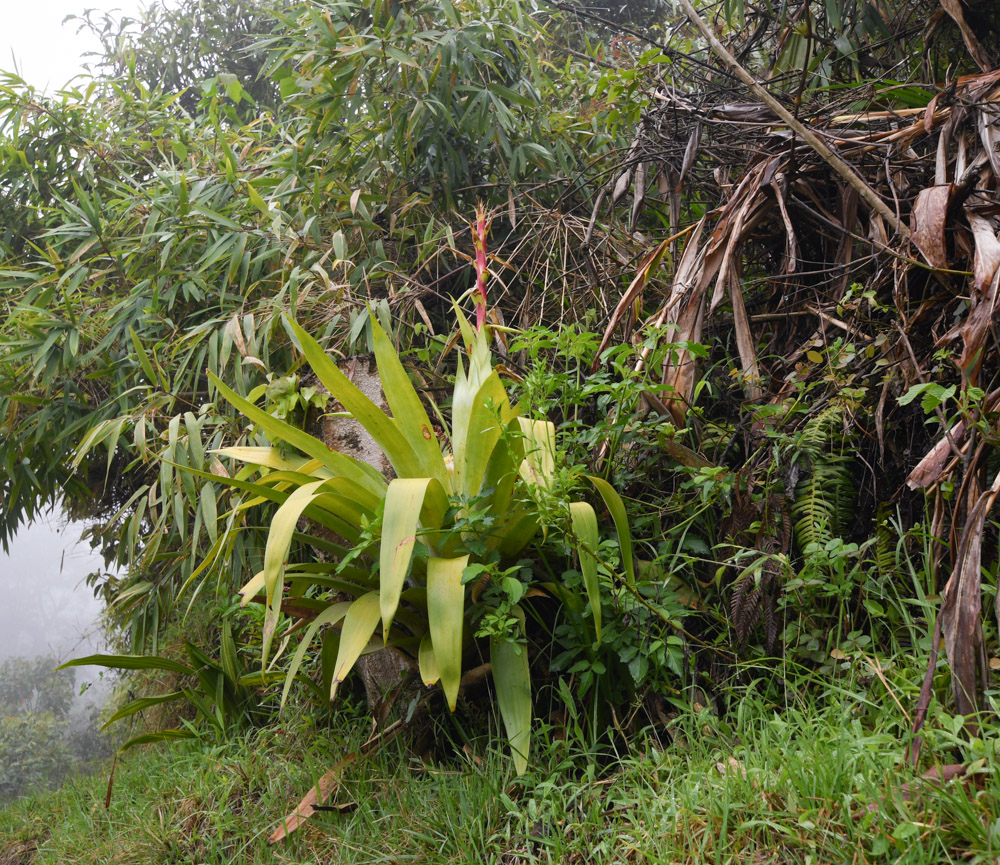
[472,203,489,332]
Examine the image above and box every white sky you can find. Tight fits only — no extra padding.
[2,1,153,92]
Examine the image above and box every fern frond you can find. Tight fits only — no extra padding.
[790,405,854,554]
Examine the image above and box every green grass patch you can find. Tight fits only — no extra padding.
[3,682,1000,864]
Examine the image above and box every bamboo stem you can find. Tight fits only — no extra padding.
[676,0,910,239]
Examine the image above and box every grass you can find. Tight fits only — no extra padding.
[3,663,1000,865]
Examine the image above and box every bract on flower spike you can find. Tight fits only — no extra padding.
[472,203,490,332]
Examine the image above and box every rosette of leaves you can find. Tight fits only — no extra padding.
[203,309,633,773]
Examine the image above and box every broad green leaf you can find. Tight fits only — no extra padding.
[585,475,635,586]
[330,591,381,698]
[58,653,193,675]
[208,371,386,496]
[200,483,217,544]
[220,619,241,685]
[371,316,449,484]
[569,501,602,641]
[214,446,332,476]
[518,418,556,490]
[261,479,328,663]
[427,555,468,711]
[381,477,446,635]
[491,612,531,776]
[246,181,268,214]
[455,371,509,499]
[481,416,524,517]
[284,316,424,478]
[418,632,440,686]
[494,510,539,557]
[281,602,351,708]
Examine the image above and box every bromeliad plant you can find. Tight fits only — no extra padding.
[201,212,633,773]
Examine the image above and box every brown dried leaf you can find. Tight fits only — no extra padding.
[959,268,1000,376]
[940,474,1000,718]
[729,274,763,400]
[910,185,952,270]
[677,122,702,191]
[924,93,939,136]
[269,752,358,843]
[715,756,746,779]
[659,217,710,422]
[940,0,991,72]
[611,167,633,207]
[593,234,674,368]
[630,161,648,230]
[770,174,797,274]
[967,214,1000,294]
[869,213,888,248]
[977,102,1000,182]
[935,126,948,186]
[906,419,964,490]
[225,314,247,358]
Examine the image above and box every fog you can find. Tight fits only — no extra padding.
[0,510,110,697]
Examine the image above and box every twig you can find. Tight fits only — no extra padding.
[675,0,910,239]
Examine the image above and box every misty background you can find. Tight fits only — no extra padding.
[1,0,160,712]
[0,510,111,701]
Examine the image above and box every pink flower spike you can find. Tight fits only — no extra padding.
[472,203,489,332]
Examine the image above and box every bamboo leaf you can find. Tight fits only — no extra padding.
[58,654,193,675]
[101,692,186,729]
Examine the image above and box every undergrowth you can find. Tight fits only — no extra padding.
[5,663,1000,865]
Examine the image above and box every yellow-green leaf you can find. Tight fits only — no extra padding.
[584,475,635,586]
[371,316,449,485]
[455,372,509,499]
[427,555,468,711]
[246,182,268,215]
[330,592,381,698]
[284,317,424,478]
[569,501,601,641]
[491,611,531,776]
[208,372,386,497]
[261,480,326,663]
[418,632,440,686]
[381,477,445,635]
[518,418,556,491]
[281,603,351,708]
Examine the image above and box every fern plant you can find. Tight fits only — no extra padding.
[790,404,854,554]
